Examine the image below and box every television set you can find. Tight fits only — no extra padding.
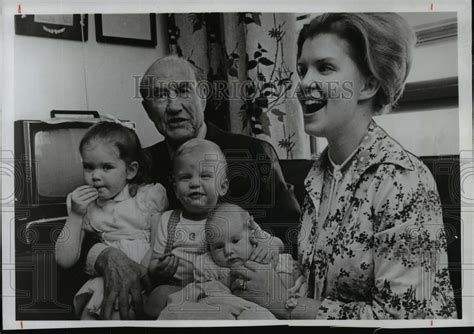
[15,120,93,210]
[14,111,133,251]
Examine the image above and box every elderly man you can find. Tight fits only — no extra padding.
[82,55,300,319]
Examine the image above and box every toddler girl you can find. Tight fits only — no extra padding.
[55,120,168,320]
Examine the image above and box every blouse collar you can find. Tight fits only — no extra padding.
[305,120,415,195]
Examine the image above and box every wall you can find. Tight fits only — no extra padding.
[14,13,461,156]
[314,33,459,157]
[303,12,460,158]
[14,14,169,147]
[375,36,460,157]
[374,108,459,156]
[315,106,459,158]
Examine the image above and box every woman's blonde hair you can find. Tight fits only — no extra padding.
[297,13,416,113]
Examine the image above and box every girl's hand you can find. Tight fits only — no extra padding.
[152,254,179,279]
[70,185,98,215]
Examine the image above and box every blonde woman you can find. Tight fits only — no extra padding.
[230,13,457,320]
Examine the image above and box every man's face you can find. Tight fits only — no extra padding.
[141,58,206,145]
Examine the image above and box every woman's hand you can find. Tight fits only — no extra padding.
[248,244,278,264]
[70,185,98,215]
[230,261,321,319]
[95,247,147,320]
[230,261,289,318]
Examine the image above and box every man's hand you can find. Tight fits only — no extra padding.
[151,253,179,280]
[70,185,98,215]
[95,247,147,320]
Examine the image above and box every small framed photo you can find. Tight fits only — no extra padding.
[15,14,88,41]
[95,14,157,47]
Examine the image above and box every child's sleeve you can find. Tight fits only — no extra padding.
[193,254,208,283]
[248,216,284,252]
[149,183,169,213]
[151,210,170,260]
[149,211,170,278]
[66,193,72,215]
[193,253,230,287]
[55,192,86,269]
[248,216,271,241]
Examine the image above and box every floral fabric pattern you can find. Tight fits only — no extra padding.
[168,13,309,159]
[297,120,457,319]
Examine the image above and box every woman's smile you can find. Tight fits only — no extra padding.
[297,33,368,138]
[299,89,328,115]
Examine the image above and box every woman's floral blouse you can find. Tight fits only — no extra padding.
[298,121,457,319]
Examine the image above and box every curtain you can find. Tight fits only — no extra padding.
[167,13,310,159]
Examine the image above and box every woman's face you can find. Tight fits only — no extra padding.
[297,33,368,138]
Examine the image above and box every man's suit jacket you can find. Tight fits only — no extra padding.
[146,123,301,249]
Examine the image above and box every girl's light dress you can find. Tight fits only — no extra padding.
[72,183,168,319]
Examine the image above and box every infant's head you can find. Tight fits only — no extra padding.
[206,203,255,267]
[173,139,228,217]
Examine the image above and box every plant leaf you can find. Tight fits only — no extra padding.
[255,96,268,109]
[244,17,255,24]
[228,67,238,78]
[262,82,276,90]
[254,51,262,59]
[247,59,258,70]
[246,84,255,96]
[252,13,262,26]
[277,78,291,86]
[270,108,286,117]
[259,57,274,66]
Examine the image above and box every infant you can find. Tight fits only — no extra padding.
[158,203,305,320]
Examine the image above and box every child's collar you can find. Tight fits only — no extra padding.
[96,184,131,207]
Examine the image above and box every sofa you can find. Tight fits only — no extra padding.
[15,156,462,320]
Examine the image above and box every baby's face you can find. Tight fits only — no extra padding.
[81,141,130,200]
[173,150,227,216]
[207,210,254,267]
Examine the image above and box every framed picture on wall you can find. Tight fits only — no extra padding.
[15,14,88,41]
[95,14,157,47]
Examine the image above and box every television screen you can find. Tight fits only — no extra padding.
[35,128,88,199]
